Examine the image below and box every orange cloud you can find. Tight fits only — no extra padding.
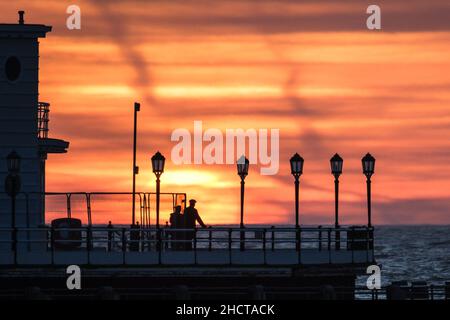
[4,0,449,225]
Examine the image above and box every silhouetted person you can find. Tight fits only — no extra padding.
[130,221,140,252]
[107,221,113,252]
[170,205,183,250]
[183,199,206,250]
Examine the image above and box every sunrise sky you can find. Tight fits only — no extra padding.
[2,0,450,225]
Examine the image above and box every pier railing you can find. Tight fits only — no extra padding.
[0,191,187,227]
[43,191,187,226]
[0,225,374,266]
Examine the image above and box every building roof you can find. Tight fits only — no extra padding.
[0,24,52,38]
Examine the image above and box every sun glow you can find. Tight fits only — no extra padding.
[6,0,447,225]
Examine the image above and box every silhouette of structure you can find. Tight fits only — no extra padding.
[0,12,68,251]
[0,12,376,300]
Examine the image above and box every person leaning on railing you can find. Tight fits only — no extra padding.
[183,199,207,250]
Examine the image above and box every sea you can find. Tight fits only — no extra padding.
[359,225,450,286]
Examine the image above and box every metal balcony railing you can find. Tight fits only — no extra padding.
[37,102,50,138]
[0,191,375,266]
[0,225,375,266]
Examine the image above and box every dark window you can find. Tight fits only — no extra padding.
[5,56,21,82]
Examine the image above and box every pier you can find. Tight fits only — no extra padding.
[0,11,375,300]
[0,191,374,267]
[0,192,375,299]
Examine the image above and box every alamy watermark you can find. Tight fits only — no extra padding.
[66,265,81,290]
[66,5,81,30]
[65,4,380,31]
[366,5,381,30]
[171,121,279,175]
[366,265,381,290]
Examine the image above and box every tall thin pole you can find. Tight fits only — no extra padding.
[156,175,161,251]
[295,177,299,228]
[295,176,300,251]
[132,102,140,225]
[156,176,161,229]
[367,177,372,227]
[240,178,245,251]
[334,177,340,250]
[334,177,339,227]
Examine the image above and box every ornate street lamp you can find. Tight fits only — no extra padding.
[330,153,343,179]
[151,151,165,230]
[330,153,343,250]
[152,151,165,177]
[290,153,304,226]
[237,155,249,251]
[290,153,304,251]
[5,151,21,265]
[362,153,375,227]
[330,153,343,226]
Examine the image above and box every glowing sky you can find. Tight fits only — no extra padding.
[2,0,450,225]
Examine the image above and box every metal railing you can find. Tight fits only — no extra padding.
[0,191,187,228]
[44,191,187,227]
[37,102,50,139]
[0,225,375,266]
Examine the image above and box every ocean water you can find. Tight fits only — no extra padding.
[364,225,450,286]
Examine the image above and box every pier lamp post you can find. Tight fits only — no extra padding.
[237,155,249,251]
[330,153,343,250]
[5,151,21,264]
[362,153,375,227]
[290,153,304,251]
[151,151,165,230]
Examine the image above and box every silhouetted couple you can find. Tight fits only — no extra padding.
[170,199,207,250]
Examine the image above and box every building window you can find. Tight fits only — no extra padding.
[5,56,21,82]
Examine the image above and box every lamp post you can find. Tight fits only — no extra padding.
[151,151,165,229]
[290,153,304,251]
[237,155,249,251]
[330,153,343,250]
[362,153,375,227]
[131,102,140,226]
[151,151,165,252]
[5,151,21,265]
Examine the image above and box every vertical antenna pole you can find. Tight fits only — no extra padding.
[18,11,25,25]
[132,102,140,225]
